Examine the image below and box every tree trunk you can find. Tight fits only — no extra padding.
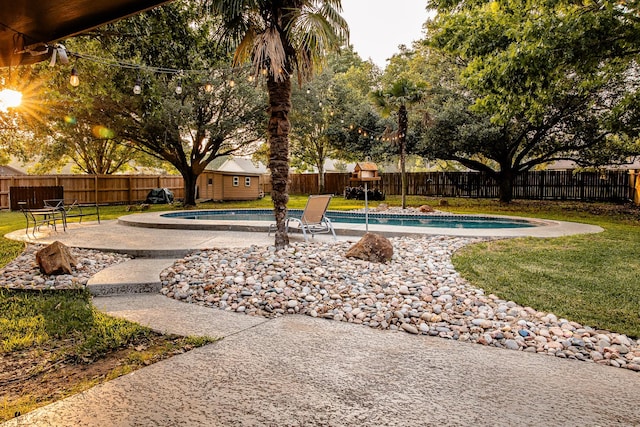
[267,75,292,249]
[398,105,408,209]
[182,168,199,207]
[497,169,514,203]
[318,162,325,193]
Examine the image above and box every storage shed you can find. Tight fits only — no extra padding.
[196,171,264,201]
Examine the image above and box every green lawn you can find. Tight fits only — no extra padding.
[0,204,215,421]
[436,198,640,338]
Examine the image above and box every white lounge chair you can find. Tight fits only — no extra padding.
[269,194,336,241]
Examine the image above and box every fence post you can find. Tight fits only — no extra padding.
[128,176,133,204]
[635,171,640,205]
[632,170,640,205]
[94,175,98,204]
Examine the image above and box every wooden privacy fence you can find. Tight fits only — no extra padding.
[1,175,183,210]
[291,171,636,203]
[2,170,637,209]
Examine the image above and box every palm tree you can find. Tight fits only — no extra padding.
[205,0,348,248]
[372,78,426,209]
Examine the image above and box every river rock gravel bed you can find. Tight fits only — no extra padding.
[160,236,640,372]
[0,245,131,290]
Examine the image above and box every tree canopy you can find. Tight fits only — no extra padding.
[73,1,266,204]
[288,47,375,190]
[372,48,428,207]
[420,0,640,201]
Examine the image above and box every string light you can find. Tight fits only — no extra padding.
[341,121,405,143]
[69,67,79,87]
[49,47,264,94]
[133,78,142,95]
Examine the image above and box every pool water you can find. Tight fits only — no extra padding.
[162,209,537,229]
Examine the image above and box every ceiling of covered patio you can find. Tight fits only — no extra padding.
[0,0,172,67]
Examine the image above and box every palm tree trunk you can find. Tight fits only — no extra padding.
[398,105,408,209]
[267,75,292,249]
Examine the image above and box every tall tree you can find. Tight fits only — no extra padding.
[372,48,427,208]
[206,0,349,248]
[289,48,369,191]
[72,1,267,205]
[31,107,150,175]
[290,70,338,191]
[320,55,389,164]
[422,0,640,202]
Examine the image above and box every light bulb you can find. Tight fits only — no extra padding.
[69,68,79,87]
[204,82,213,93]
[0,89,22,111]
[133,78,142,95]
[175,84,183,95]
[229,79,235,87]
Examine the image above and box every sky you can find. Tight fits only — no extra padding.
[340,0,432,68]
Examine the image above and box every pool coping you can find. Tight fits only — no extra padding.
[117,210,604,238]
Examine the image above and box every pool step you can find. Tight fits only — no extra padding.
[87,258,176,296]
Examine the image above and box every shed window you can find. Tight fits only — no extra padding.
[245,177,251,187]
[232,176,239,186]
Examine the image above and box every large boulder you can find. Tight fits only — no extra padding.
[36,241,77,275]
[345,233,394,263]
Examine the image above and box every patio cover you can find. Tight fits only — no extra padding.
[0,0,172,67]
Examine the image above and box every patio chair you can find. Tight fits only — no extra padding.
[45,199,101,226]
[269,194,336,241]
[18,201,63,237]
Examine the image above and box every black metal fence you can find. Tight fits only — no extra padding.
[292,171,633,202]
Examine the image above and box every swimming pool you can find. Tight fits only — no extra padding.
[161,209,538,229]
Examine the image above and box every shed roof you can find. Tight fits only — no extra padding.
[210,157,268,174]
[0,165,25,176]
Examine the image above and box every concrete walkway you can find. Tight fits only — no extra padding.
[4,294,640,426]
[3,218,639,426]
